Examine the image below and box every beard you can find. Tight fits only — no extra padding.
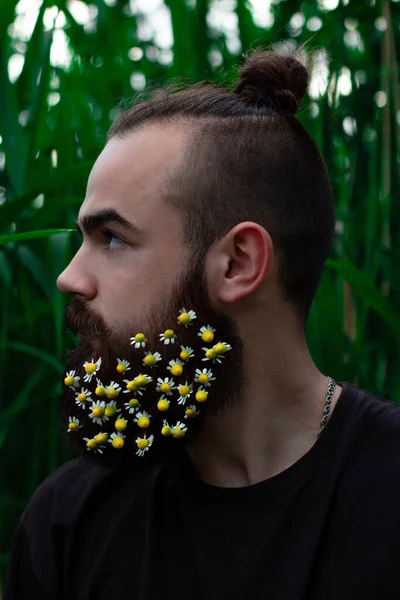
[60,252,244,468]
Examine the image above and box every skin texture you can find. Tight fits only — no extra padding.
[57,122,342,487]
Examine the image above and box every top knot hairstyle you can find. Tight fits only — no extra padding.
[108,48,335,325]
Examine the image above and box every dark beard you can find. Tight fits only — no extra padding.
[60,253,244,468]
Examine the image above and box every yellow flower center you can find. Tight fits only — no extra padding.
[179,385,190,397]
[214,343,227,354]
[205,348,217,360]
[116,363,126,373]
[137,416,150,429]
[196,390,208,403]
[161,426,172,436]
[64,375,75,386]
[128,398,139,407]
[178,313,190,325]
[170,364,183,377]
[198,374,209,383]
[68,422,78,431]
[112,437,124,449]
[185,408,194,417]
[160,382,171,392]
[77,393,86,402]
[115,418,127,431]
[106,387,119,399]
[143,354,156,366]
[164,329,174,339]
[127,380,138,392]
[202,331,214,343]
[180,350,190,361]
[95,433,108,444]
[87,438,97,449]
[137,438,149,450]
[135,375,148,387]
[135,333,145,342]
[95,386,106,396]
[85,362,96,374]
[105,406,116,417]
[92,406,105,417]
[172,428,185,439]
[157,399,169,411]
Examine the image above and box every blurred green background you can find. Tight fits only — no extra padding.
[0,0,399,590]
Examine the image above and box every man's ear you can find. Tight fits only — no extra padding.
[205,222,273,305]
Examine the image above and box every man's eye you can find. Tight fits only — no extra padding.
[103,231,125,250]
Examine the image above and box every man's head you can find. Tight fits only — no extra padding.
[57,49,335,465]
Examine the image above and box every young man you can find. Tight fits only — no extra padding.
[5,51,400,599]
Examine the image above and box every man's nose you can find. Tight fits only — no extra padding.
[56,252,96,300]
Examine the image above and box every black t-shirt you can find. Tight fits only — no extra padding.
[5,382,400,600]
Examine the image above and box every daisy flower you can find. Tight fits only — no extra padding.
[94,432,108,445]
[124,398,141,414]
[156,377,176,396]
[64,370,80,388]
[109,432,125,449]
[88,400,108,425]
[123,379,139,394]
[104,400,121,418]
[134,411,151,429]
[67,416,82,432]
[114,417,128,431]
[75,387,92,408]
[184,405,199,419]
[171,421,188,439]
[105,381,122,399]
[198,325,216,343]
[157,395,170,411]
[130,333,147,349]
[83,357,102,383]
[177,308,197,328]
[83,437,106,454]
[124,374,153,396]
[195,386,208,403]
[167,359,184,377]
[95,378,106,397]
[194,368,216,387]
[214,342,232,355]
[143,351,162,368]
[159,329,176,344]
[116,359,131,374]
[136,434,154,457]
[161,419,172,436]
[177,381,193,405]
[179,346,194,361]
[202,347,225,364]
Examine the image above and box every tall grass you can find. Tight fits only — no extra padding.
[0,0,399,588]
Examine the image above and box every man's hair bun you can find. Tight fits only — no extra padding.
[233,50,309,116]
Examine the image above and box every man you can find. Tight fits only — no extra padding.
[5,50,400,599]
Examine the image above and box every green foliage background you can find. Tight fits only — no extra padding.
[0,0,399,589]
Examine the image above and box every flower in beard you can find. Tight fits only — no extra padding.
[157,395,170,411]
[184,405,199,419]
[142,351,162,368]
[194,368,215,387]
[177,308,197,328]
[109,432,125,449]
[64,370,80,389]
[159,329,176,344]
[171,421,187,439]
[89,400,107,425]
[195,386,208,403]
[134,411,151,429]
[179,346,194,362]
[177,381,193,405]
[67,416,82,432]
[75,387,92,408]
[136,434,154,457]
[104,400,121,418]
[83,357,102,383]
[161,419,172,436]
[124,398,141,414]
[83,436,106,454]
[130,333,147,348]
[156,377,176,396]
[167,359,184,377]
[202,342,232,364]
[198,325,216,343]
[95,378,107,397]
[105,381,122,399]
[116,359,130,374]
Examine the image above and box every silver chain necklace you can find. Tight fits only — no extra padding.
[317,377,336,439]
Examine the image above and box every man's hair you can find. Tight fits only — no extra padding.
[107,47,335,325]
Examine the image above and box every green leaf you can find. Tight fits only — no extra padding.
[0,229,75,245]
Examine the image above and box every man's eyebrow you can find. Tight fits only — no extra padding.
[75,208,143,237]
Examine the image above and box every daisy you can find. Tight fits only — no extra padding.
[83,357,102,383]
[123,378,139,394]
[214,342,232,355]
[167,359,184,377]
[75,387,92,408]
[177,308,197,327]
[184,405,199,419]
[161,419,172,436]
[194,368,216,387]
[202,347,225,364]
[67,416,82,432]
[88,400,108,425]
[134,411,151,429]
[179,346,194,361]
[195,386,208,403]
[104,400,121,418]
[94,432,108,445]
[136,434,154,457]
[116,359,131,374]
[130,333,147,349]
[124,398,141,414]
[171,421,188,439]
[198,325,216,343]
[83,437,106,454]
[177,381,193,405]
[95,378,106,397]
[109,432,125,449]
[114,417,128,431]
[157,395,170,411]
[104,381,122,399]
[156,377,176,396]
[143,351,162,368]
[64,370,80,388]
[159,329,176,344]
[124,374,153,396]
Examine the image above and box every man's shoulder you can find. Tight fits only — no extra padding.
[351,384,400,441]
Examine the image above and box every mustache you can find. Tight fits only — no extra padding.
[64,297,108,340]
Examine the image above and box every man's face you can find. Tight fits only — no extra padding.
[57,124,244,465]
